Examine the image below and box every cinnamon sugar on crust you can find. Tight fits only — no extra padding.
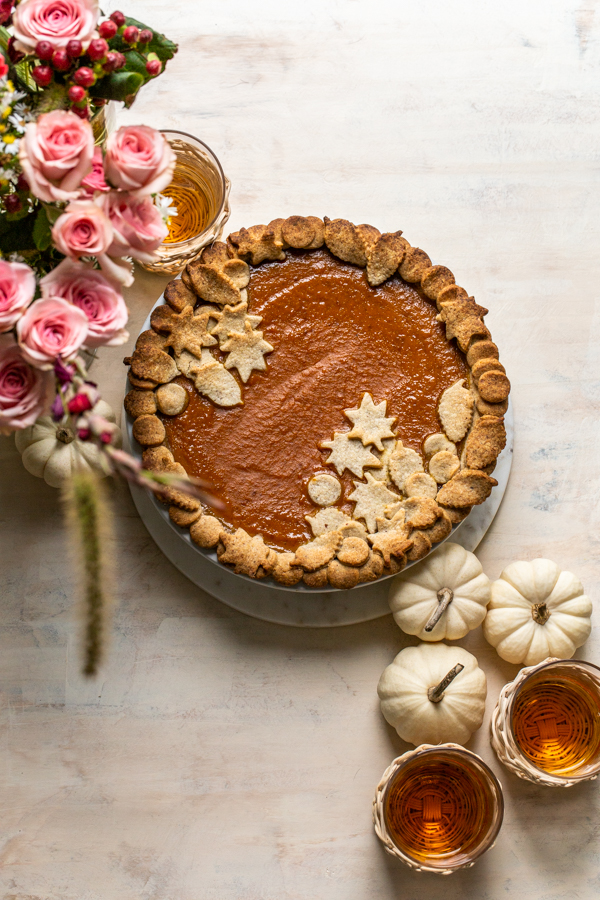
[164,279,196,313]
[228,224,286,265]
[327,558,361,589]
[436,469,498,507]
[398,247,432,283]
[471,358,506,381]
[190,516,222,548]
[294,531,344,571]
[324,217,369,266]
[366,232,407,287]
[125,347,178,385]
[132,414,166,447]
[217,528,274,577]
[420,265,455,301]
[185,262,242,307]
[281,215,317,249]
[477,369,511,403]
[464,415,506,469]
[151,305,217,356]
[124,389,157,418]
[467,339,499,367]
[135,329,169,353]
[169,505,201,527]
[271,551,304,586]
[407,530,432,561]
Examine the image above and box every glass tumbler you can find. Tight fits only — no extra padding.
[141,131,231,275]
[491,657,600,787]
[373,743,504,874]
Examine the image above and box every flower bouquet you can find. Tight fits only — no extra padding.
[0,0,207,674]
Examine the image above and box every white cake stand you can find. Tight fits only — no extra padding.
[124,404,512,627]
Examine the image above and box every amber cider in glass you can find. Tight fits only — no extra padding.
[383,748,503,870]
[512,668,600,776]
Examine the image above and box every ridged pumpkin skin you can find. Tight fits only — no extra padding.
[15,400,121,488]
[388,542,491,641]
[483,559,592,666]
[377,642,487,746]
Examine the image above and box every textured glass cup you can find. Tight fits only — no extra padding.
[373,744,504,874]
[141,131,231,275]
[491,658,600,787]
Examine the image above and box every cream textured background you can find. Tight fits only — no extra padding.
[2,1,600,897]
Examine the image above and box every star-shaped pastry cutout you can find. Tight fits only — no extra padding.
[210,300,262,347]
[374,508,407,534]
[348,473,401,533]
[221,321,274,383]
[344,393,396,451]
[161,305,217,357]
[319,432,381,478]
[371,437,396,481]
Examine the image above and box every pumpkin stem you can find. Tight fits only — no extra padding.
[424,587,454,633]
[56,426,75,445]
[427,663,465,703]
[532,602,551,625]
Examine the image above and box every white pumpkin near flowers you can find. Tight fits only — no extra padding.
[15,400,121,488]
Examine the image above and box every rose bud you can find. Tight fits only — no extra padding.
[8,37,25,63]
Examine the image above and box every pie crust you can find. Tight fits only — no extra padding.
[124,217,509,589]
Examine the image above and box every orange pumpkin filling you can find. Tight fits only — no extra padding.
[162,249,468,551]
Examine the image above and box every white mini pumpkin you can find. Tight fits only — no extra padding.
[15,400,122,488]
[377,642,487,746]
[388,542,491,641]
[483,558,592,666]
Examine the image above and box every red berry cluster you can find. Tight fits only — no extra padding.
[26,10,161,118]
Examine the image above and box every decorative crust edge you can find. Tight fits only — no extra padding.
[123,216,510,589]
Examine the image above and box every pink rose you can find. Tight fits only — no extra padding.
[12,0,99,53]
[51,199,113,258]
[104,125,175,196]
[19,110,94,203]
[17,296,89,368]
[100,191,168,262]
[80,147,110,196]
[40,259,129,348]
[0,335,53,431]
[0,260,36,332]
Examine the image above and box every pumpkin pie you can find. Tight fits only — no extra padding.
[124,217,509,589]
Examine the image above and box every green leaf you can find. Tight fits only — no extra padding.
[33,206,53,251]
[111,17,178,63]
[90,70,144,106]
[41,202,63,224]
[0,24,9,57]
